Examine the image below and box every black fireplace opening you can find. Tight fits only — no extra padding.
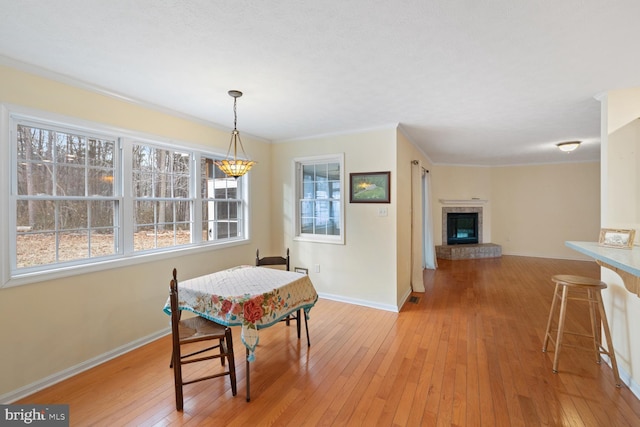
[447,212,479,245]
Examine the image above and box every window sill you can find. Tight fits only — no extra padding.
[294,235,344,245]
[3,238,250,289]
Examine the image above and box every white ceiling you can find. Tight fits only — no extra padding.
[2,1,640,166]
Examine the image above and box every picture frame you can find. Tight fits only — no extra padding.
[598,228,636,249]
[294,267,308,275]
[350,171,391,203]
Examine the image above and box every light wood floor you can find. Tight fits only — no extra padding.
[18,256,640,426]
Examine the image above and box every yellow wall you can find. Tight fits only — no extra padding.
[270,128,400,310]
[396,130,432,305]
[0,65,273,398]
[605,118,640,228]
[600,88,640,388]
[430,163,600,259]
[491,163,600,258]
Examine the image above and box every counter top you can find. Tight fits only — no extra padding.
[566,241,640,296]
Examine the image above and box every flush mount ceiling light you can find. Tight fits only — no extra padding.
[556,141,581,153]
[215,90,256,178]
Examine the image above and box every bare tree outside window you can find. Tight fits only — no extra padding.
[10,113,250,277]
[16,124,117,268]
[132,143,192,251]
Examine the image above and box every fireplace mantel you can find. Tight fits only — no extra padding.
[439,199,488,205]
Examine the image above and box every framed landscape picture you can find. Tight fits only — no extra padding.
[350,171,391,203]
[598,228,636,249]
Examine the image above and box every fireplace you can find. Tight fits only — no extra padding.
[447,212,478,245]
[437,205,501,259]
[442,206,483,246]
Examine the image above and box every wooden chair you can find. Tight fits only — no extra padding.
[169,268,237,410]
[256,248,310,346]
[255,247,290,270]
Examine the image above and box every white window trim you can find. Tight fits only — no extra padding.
[293,153,345,245]
[0,104,252,288]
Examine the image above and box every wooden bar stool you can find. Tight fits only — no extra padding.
[542,274,621,387]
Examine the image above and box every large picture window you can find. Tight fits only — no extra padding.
[15,122,119,268]
[7,109,249,283]
[294,154,344,244]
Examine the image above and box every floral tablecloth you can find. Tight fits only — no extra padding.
[163,265,318,361]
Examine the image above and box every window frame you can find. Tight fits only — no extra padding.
[13,118,122,270]
[200,156,245,242]
[129,141,195,253]
[293,154,345,245]
[1,105,251,288]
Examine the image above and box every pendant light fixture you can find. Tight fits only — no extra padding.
[215,90,256,178]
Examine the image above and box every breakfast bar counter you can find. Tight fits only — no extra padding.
[566,241,640,296]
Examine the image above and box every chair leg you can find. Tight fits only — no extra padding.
[587,289,601,364]
[596,291,622,387]
[225,328,237,396]
[543,283,560,352]
[219,338,226,366]
[296,309,302,339]
[246,348,251,402]
[172,350,184,411]
[552,285,569,373]
[304,311,310,347]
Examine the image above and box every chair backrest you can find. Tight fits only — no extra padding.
[169,268,181,354]
[256,248,290,271]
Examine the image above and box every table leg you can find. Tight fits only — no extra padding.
[246,348,250,402]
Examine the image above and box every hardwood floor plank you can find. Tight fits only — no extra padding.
[332,316,400,425]
[282,306,391,426]
[14,256,640,426]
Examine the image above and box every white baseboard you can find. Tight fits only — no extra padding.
[317,293,400,312]
[0,329,169,404]
[399,287,413,309]
[627,370,640,399]
[500,251,593,262]
[601,355,640,400]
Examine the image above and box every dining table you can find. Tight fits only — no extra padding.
[163,264,319,401]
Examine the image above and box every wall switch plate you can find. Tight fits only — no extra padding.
[378,207,388,217]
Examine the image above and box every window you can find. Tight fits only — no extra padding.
[201,157,244,241]
[15,122,119,269]
[6,109,249,283]
[294,154,344,244]
[132,143,192,251]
